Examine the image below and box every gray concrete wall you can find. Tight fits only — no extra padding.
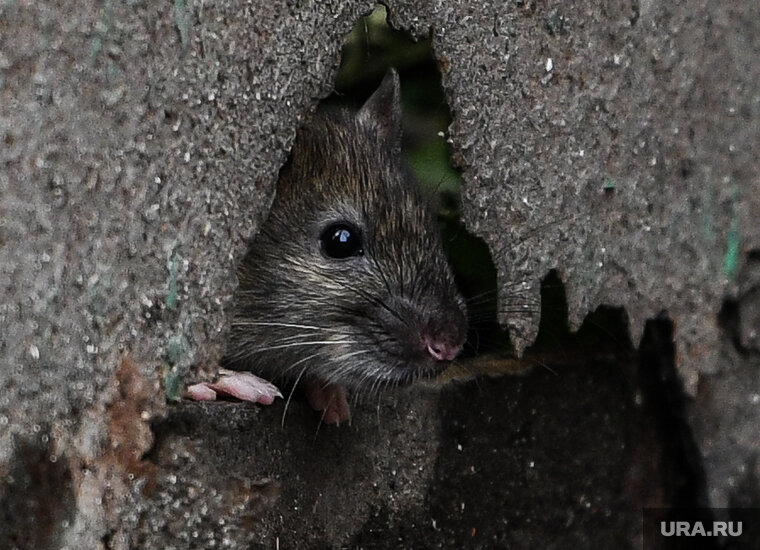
[1,1,758,548]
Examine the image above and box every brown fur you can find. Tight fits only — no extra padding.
[224,71,467,397]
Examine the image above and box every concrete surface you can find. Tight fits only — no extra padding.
[1,1,758,548]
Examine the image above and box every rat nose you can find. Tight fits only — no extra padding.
[424,336,460,361]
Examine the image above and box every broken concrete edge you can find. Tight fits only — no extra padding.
[0,4,376,545]
[400,7,739,397]
[3,2,756,545]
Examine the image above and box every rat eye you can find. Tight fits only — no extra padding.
[320,223,364,259]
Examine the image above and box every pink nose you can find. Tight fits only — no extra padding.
[424,337,460,361]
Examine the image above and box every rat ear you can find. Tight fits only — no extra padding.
[357,68,402,148]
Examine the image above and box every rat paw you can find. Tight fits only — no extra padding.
[303,380,350,425]
[184,369,283,405]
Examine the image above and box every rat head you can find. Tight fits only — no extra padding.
[228,70,467,392]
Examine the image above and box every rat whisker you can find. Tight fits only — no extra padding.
[375,391,383,430]
[368,249,398,300]
[466,294,542,308]
[367,370,383,400]
[322,353,370,388]
[341,282,411,329]
[231,321,345,332]
[230,332,342,347]
[245,340,357,353]
[281,356,320,427]
[464,289,500,303]
[332,349,372,362]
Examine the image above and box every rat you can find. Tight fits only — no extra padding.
[186,69,468,424]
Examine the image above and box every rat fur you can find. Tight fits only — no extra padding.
[222,70,467,415]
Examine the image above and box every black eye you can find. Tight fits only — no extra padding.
[320,223,364,259]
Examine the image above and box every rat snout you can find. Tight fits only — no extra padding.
[419,300,467,362]
[376,292,467,367]
[423,335,461,362]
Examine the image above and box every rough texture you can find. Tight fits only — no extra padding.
[1,0,758,547]
[0,1,373,546]
[385,0,760,510]
[137,358,637,549]
[387,0,759,388]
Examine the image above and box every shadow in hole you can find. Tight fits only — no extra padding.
[352,264,716,549]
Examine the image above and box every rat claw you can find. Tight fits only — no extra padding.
[184,372,283,405]
[184,382,219,401]
[208,372,283,405]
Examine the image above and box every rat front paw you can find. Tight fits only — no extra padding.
[303,380,350,425]
[184,369,283,405]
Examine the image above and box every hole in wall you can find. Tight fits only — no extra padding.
[323,6,459,196]
[170,4,716,544]
[322,3,711,521]
[220,4,645,388]
[217,4,490,418]
[320,6,636,363]
[322,5,511,359]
